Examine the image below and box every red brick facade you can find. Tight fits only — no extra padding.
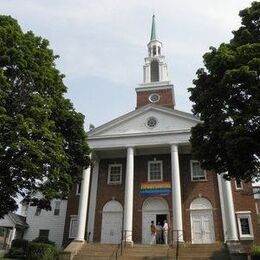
[63,153,260,246]
[136,88,175,109]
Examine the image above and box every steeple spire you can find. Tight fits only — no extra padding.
[150,14,157,41]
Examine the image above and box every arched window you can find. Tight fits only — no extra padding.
[151,60,159,82]
[158,46,161,55]
[153,46,156,56]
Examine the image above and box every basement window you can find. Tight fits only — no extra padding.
[69,216,78,239]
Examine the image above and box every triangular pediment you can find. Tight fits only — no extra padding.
[88,104,200,139]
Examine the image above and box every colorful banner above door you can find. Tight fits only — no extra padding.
[140,182,171,196]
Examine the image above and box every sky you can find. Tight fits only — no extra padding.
[1,0,255,130]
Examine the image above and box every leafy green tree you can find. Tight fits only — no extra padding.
[188,2,260,181]
[0,16,90,217]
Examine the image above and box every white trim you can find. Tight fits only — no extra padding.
[236,212,254,240]
[108,164,122,184]
[87,104,200,137]
[76,183,81,195]
[236,211,251,214]
[148,160,163,182]
[69,216,78,239]
[235,179,243,190]
[190,160,207,181]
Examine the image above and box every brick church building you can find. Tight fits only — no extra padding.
[63,15,258,247]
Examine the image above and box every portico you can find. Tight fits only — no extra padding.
[75,140,193,244]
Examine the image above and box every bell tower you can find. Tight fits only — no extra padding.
[136,14,175,109]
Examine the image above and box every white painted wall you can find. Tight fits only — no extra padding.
[23,199,67,248]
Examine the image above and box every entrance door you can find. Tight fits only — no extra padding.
[191,210,215,244]
[142,197,169,244]
[101,201,123,244]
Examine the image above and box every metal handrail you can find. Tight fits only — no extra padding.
[172,229,184,260]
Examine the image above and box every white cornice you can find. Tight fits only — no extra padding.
[88,128,191,140]
[87,104,200,137]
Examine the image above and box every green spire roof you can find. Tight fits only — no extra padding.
[150,14,157,41]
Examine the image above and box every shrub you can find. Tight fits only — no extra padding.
[251,245,260,256]
[27,242,58,260]
[5,247,25,259]
[32,237,55,246]
[11,238,28,250]
[5,239,28,259]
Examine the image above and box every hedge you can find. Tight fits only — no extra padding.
[27,242,58,260]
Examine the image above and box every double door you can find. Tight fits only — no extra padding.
[191,210,215,244]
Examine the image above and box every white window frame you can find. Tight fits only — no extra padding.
[76,183,81,195]
[235,179,243,190]
[69,215,78,239]
[53,200,61,216]
[148,160,163,182]
[190,160,207,181]
[107,164,122,185]
[35,207,41,216]
[236,211,254,240]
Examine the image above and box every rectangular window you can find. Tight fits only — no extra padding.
[235,179,243,190]
[148,161,163,181]
[69,216,78,239]
[190,160,206,181]
[108,164,122,184]
[35,207,41,216]
[54,201,61,216]
[39,229,49,239]
[236,212,254,240]
[76,183,81,195]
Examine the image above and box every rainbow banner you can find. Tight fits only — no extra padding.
[140,182,171,196]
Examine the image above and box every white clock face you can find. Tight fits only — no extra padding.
[149,93,160,103]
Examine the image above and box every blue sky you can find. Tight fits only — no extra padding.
[1,0,254,129]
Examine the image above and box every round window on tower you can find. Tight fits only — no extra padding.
[149,93,160,103]
[146,117,158,129]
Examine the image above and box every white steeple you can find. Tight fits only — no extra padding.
[142,14,169,85]
[135,15,175,109]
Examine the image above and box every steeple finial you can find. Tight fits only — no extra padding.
[150,14,157,41]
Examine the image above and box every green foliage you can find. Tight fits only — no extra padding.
[251,245,260,256]
[5,239,28,259]
[5,247,25,259]
[0,15,90,217]
[188,2,260,181]
[11,238,28,250]
[27,242,58,260]
[32,237,55,246]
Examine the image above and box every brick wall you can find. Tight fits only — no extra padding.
[136,89,175,109]
[232,180,260,243]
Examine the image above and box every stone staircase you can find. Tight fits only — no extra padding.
[73,243,230,260]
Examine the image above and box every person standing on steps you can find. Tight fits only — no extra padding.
[163,220,168,245]
[150,221,157,245]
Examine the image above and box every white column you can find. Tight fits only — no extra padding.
[10,227,16,244]
[87,159,99,242]
[220,174,238,241]
[123,147,134,243]
[217,174,228,242]
[171,144,184,242]
[76,166,91,241]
